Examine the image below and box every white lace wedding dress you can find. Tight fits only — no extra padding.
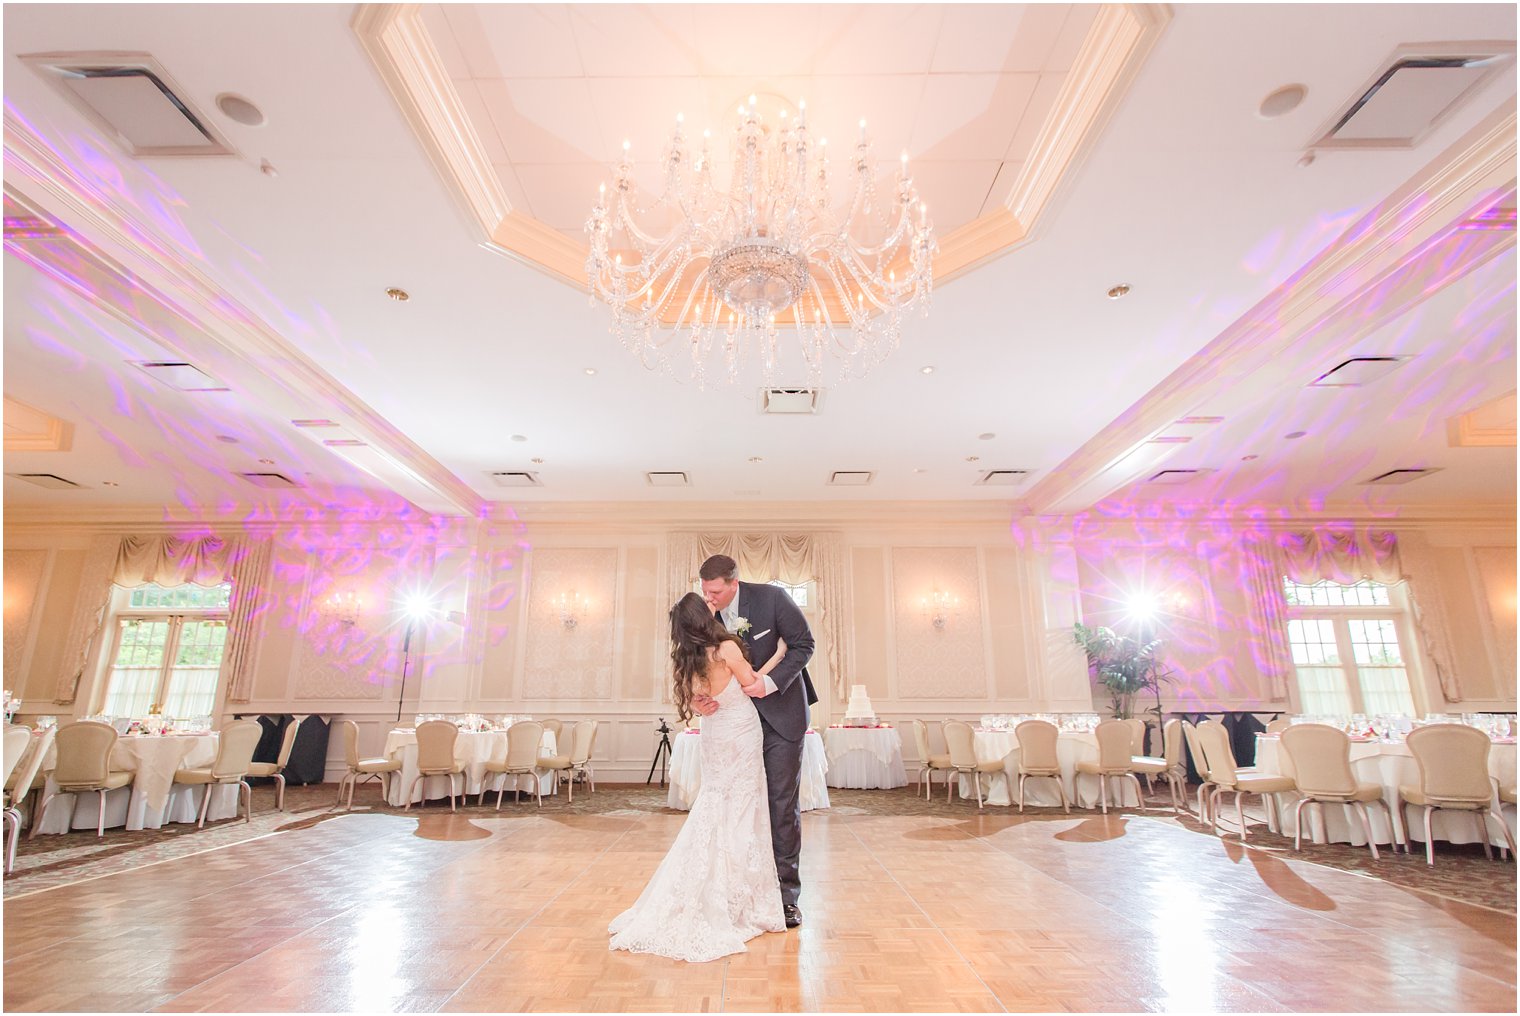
[608,677,785,961]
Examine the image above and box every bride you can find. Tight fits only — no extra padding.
[608,592,787,961]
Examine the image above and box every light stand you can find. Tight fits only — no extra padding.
[396,617,417,724]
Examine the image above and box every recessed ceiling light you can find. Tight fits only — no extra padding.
[1106,284,1131,300]
[511,434,527,442]
[1258,83,1307,119]
[920,366,935,375]
[1284,431,1308,440]
[913,468,927,474]
[385,287,409,302]
[102,480,119,486]
[531,457,544,464]
[965,455,980,462]
[215,434,239,444]
[215,92,266,126]
[978,432,995,441]
[1241,454,1259,461]
[748,456,763,463]
[583,367,597,376]
[258,458,275,465]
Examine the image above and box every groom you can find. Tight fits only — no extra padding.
[692,554,816,929]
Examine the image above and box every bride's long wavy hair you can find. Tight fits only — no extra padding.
[669,592,748,723]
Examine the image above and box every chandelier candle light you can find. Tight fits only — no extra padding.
[585,95,937,388]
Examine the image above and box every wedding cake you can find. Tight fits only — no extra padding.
[842,685,877,727]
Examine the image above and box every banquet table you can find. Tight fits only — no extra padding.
[955,728,1142,809]
[383,725,558,806]
[823,726,907,789]
[1254,734,1518,848]
[34,731,239,834]
[667,727,829,811]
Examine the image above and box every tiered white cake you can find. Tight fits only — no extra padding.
[842,684,877,727]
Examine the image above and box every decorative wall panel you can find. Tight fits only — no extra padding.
[522,548,618,700]
[891,547,986,698]
[1473,546,1517,692]
[3,550,47,689]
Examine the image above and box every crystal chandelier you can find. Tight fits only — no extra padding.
[585,96,936,388]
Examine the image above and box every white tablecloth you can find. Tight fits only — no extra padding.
[953,728,1141,808]
[667,728,829,811]
[823,726,907,789]
[35,732,238,834]
[1254,735,1518,847]
[383,726,557,805]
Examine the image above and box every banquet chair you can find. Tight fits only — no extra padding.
[245,717,302,811]
[1399,723,1498,866]
[1494,784,1517,859]
[583,721,601,793]
[172,719,263,828]
[1075,720,1146,814]
[1130,717,1188,813]
[1122,718,1147,758]
[1013,720,1068,813]
[406,720,465,812]
[5,726,54,870]
[541,718,564,742]
[1195,719,1293,840]
[1180,720,1218,821]
[943,720,1004,808]
[542,720,598,803]
[2,726,33,790]
[1264,717,1292,735]
[565,720,598,799]
[483,720,545,808]
[334,720,401,811]
[33,720,133,838]
[1280,723,1397,861]
[911,719,953,800]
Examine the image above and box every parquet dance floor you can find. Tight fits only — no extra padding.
[3,799,1514,1012]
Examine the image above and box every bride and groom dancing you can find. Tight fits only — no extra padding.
[609,554,818,963]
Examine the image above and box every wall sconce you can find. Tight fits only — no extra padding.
[920,588,959,630]
[319,590,363,627]
[554,590,587,628]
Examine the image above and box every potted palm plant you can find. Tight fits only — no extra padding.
[1073,621,1172,722]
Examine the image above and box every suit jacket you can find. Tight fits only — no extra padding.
[728,580,817,743]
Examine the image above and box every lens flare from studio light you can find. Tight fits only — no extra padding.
[1125,591,1160,623]
[402,592,437,622]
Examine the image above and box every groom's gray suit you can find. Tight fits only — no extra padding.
[719,581,816,909]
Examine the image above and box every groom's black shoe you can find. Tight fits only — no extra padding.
[784,904,802,928]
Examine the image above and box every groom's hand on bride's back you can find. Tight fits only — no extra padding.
[691,693,719,716]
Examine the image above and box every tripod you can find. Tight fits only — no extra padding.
[646,719,674,785]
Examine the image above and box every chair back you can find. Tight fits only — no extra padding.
[505,720,544,770]
[1196,720,1238,786]
[2,725,33,788]
[211,720,263,779]
[1180,720,1208,780]
[1015,720,1060,771]
[8,726,55,804]
[1407,723,1493,804]
[943,720,977,769]
[1198,719,1236,767]
[52,720,119,787]
[541,718,563,741]
[415,720,459,773]
[911,718,931,761]
[1162,718,1183,767]
[275,717,303,768]
[1091,720,1133,772]
[569,720,597,765]
[1123,718,1146,756]
[1280,723,1357,798]
[1265,717,1291,735]
[340,719,361,768]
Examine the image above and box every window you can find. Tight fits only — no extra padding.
[769,579,809,609]
[101,583,231,718]
[1283,578,1417,716]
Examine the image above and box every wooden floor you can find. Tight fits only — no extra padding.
[3,795,1515,1013]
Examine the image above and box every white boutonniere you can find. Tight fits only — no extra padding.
[734,616,752,636]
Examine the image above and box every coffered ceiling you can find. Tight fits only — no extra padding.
[2,4,1515,520]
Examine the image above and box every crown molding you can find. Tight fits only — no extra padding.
[1024,105,1518,513]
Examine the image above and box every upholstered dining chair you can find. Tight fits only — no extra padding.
[1076,720,1146,814]
[2,726,32,791]
[172,719,263,828]
[483,720,545,808]
[1130,717,1188,813]
[1122,718,1147,759]
[1494,784,1517,859]
[33,720,133,838]
[406,719,465,812]
[1280,723,1398,861]
[541,718,564,743]
[541,720,598,802]
[1013,719,1068,813]
[1400,723,1499,866]
[245,717,302,811]
[5,725,54,869]
[1195,719,1294,840]
[1180,720,1217,821]
[580,720,600,794]
[911,719,953,800]
[942,720,1004,807]
[565,720,598,800]
[1264,717,1292,735]
[335,719,400,811]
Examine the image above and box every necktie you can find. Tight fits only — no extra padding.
[714,608,724,626]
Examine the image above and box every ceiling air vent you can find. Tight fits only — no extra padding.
[21,53,236,158]
[828,471,873,486]
[1362,467,1442,485]
[7,472,84,489]
[1308,355,1411,388]
[237,471,302,489]
[1312,45,1515,150]
[645,471,690,487]
[760,388,823,414]
[490,471,542,488]
[1144,468,1210,485]
[129,360,228,392]
[976,470,1031,486]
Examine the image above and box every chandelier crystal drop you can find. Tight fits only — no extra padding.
[585,96,937,388]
